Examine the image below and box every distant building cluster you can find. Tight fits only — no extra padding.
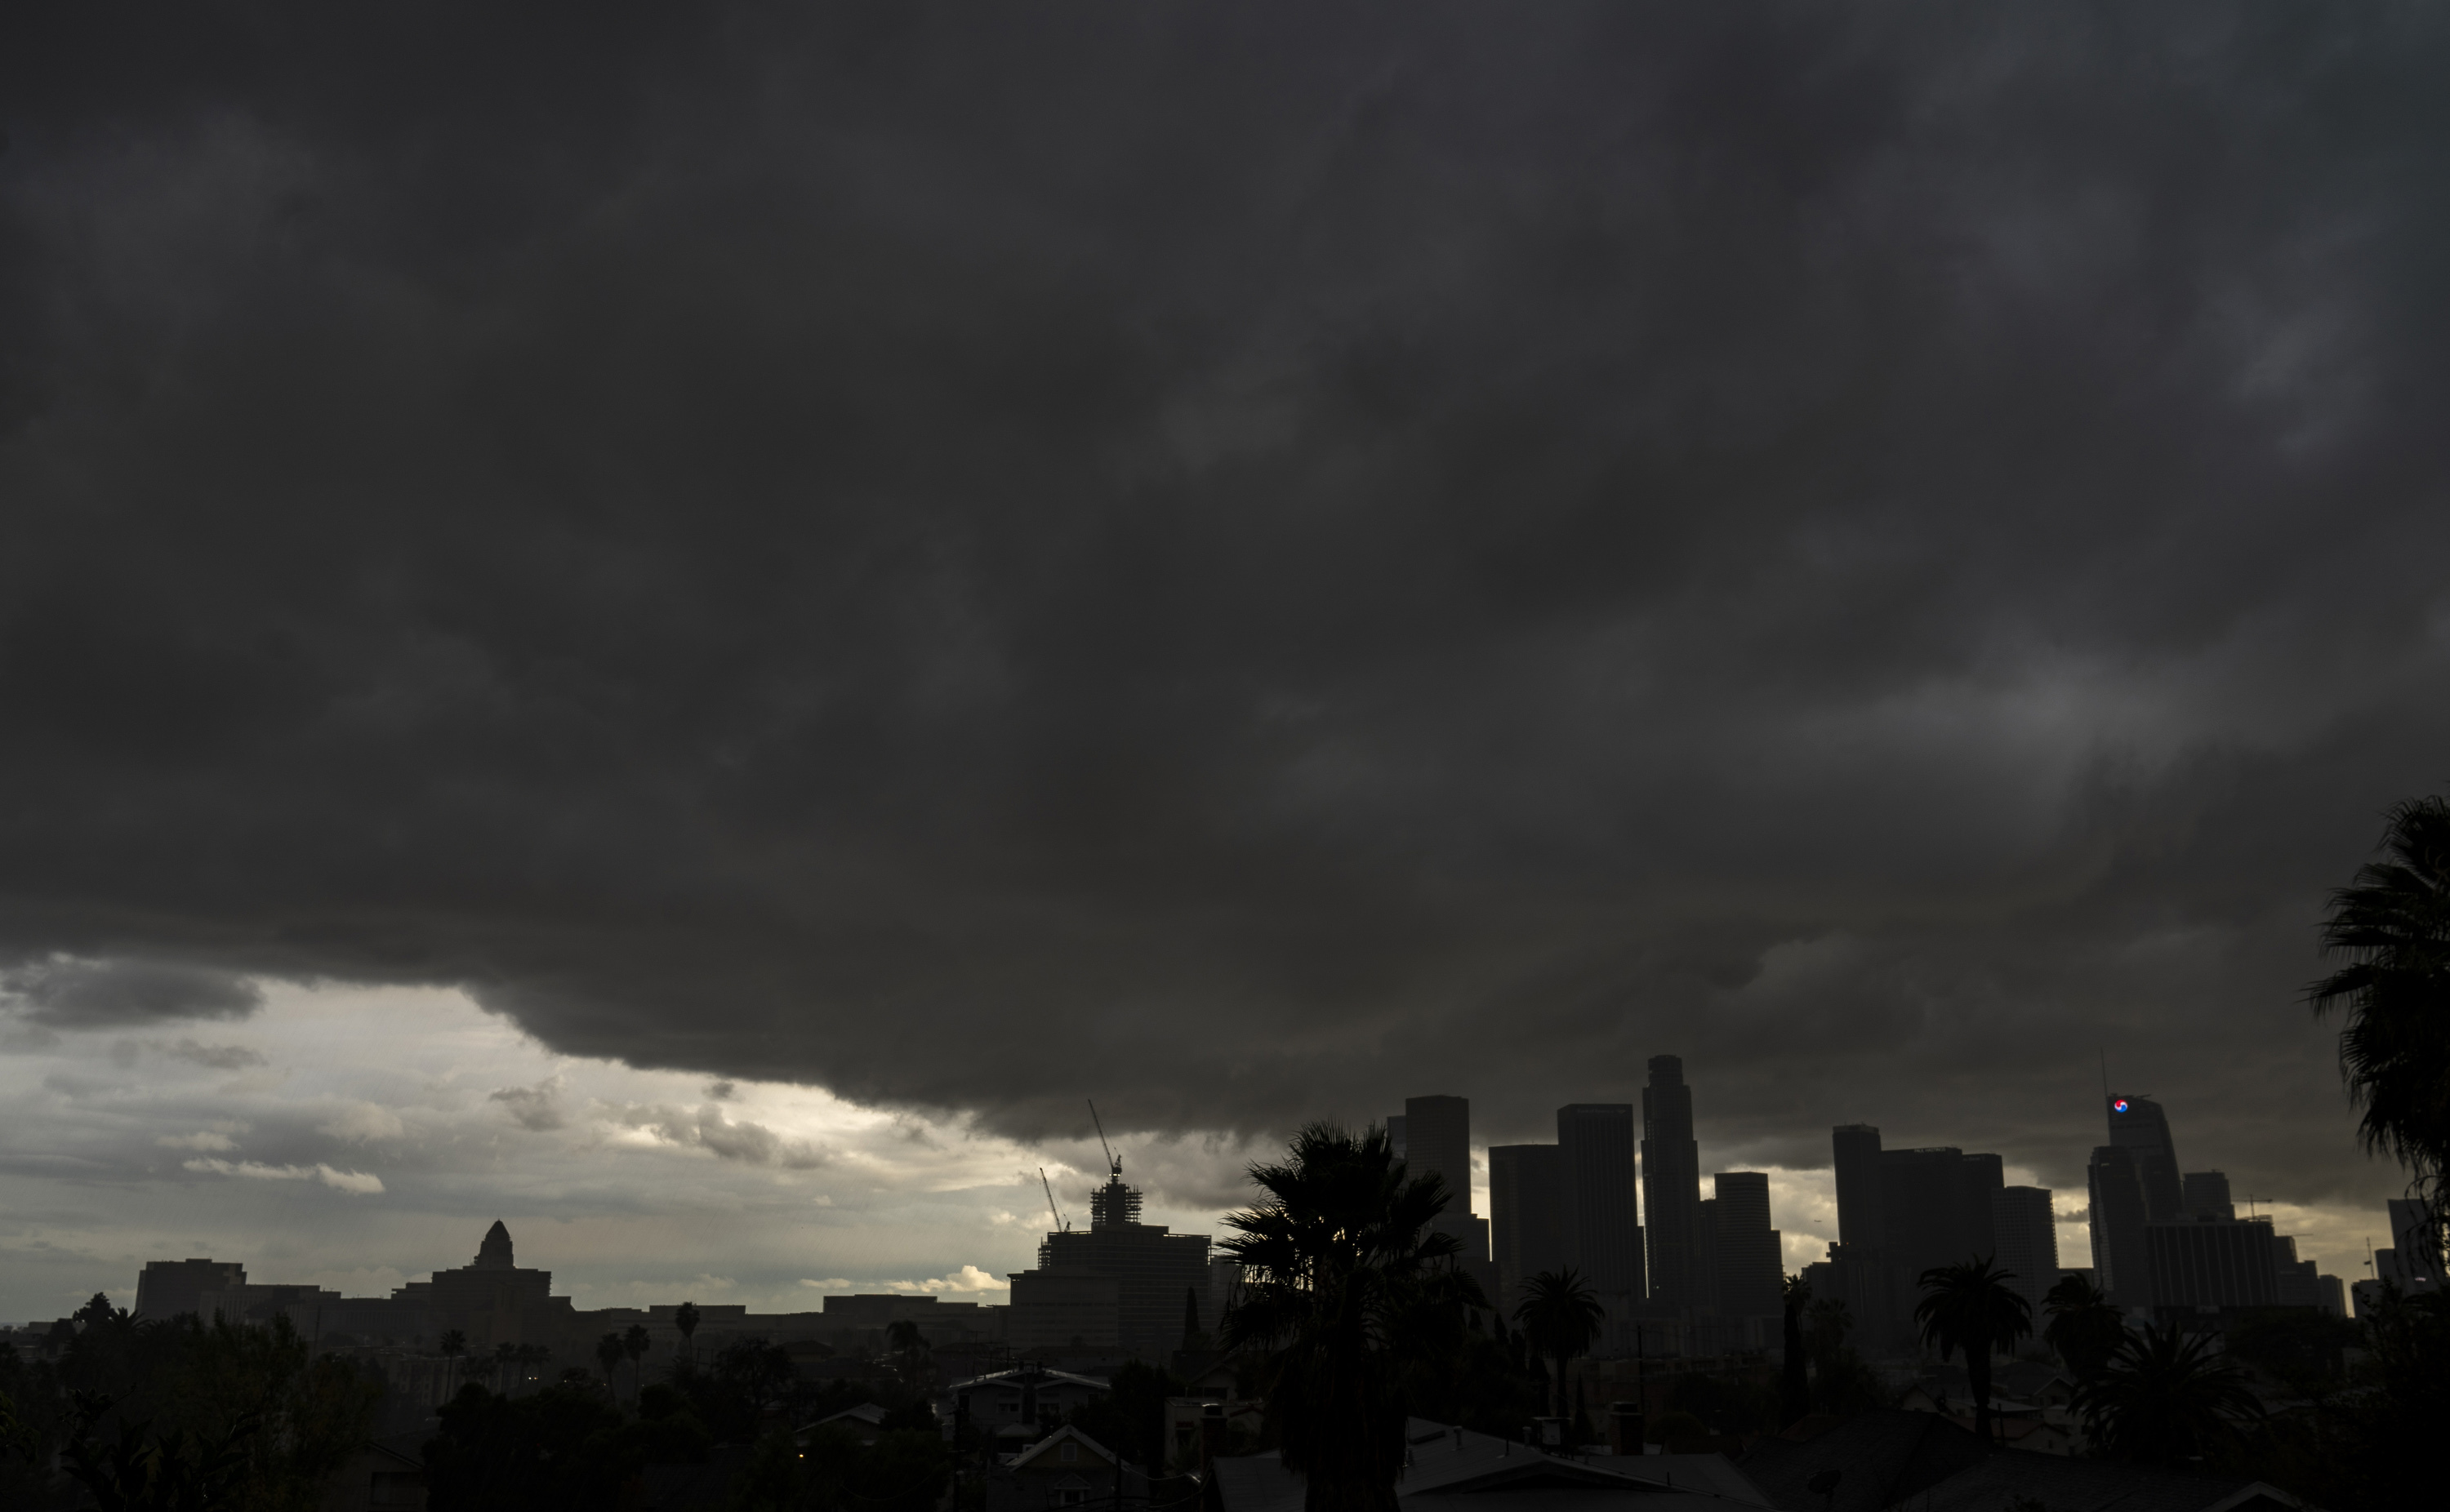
[1444,1058,1794,1356]
[15,1064,2402,1390]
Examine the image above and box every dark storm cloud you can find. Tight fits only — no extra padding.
[1,959,264,1029]
[3,2,2448,1206]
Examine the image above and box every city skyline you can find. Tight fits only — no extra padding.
[0,976,2396,1325]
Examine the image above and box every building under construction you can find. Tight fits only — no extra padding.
[1022,1154,1215,1361]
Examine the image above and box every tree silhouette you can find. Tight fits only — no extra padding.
[1512,1270,1604,1420]
[2041,1274,2124,1381]
[596,1332,628,1399]
[2310,794,2450,1262]
[1779,1275,1811,1426]
[623,1323,652,1402]
[1913,1256,2032,1448]
[438,1329,467,1399]
[675,1301,702,1370]
[2074,1321,2263,1464]
[1218,1121,1481,1512]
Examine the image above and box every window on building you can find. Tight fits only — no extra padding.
[1061,1441,1078,1462]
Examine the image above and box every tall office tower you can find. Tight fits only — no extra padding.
[2106,1095,2185,1220]
[2181,1171,2235,1221]
[2372,1197,2442,1295]
[2087,1145,2153,1307]
[1709,1172,1784,1323]
[1876,1147,1965,1279]
[1490,1143,1564,1311]
[1557,1103,1645,1302]
[1832,1124,1886,1252]
[1958,1152,2004,1260]
[1695,1197,1719,1314]
[1404,1094,1495,1300]
[1387,1115,1408,1163]
[1405,1096,1473,1212]
[1642,1056,1704,1308]
[1991,1186,2058,1315]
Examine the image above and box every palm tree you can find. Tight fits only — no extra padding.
[1512,1270,1604,1420]
[492,1341,518,1395]
[1913,1256,2032,1448]
[623,1323,652,1401]
[438,1329,467,1398]
[2042,1274,2124,1381]
[1779,1275,1811,1426]
[596,1332,628,1399]
[2310,794,2450,1262]
[2074,1322,2264,1464]
[675,1301,702,1370]
[1218,1120,1482,1512]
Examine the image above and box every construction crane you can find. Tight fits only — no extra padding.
[1088,1099,1121,1178]
[1040,1167,1070,1233]
[2242,1193,2274,1221]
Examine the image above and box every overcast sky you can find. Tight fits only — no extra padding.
[5,3,2447,1321]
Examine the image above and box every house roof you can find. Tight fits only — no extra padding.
[1738,1410,1988,1512]
[1741,1412,2294,1512]
[1009,1425,1116,1472]
[815,1403,891,1428]
[951,1367,1112,1393]
[1890,1452,2299,1512]
[1212,1419,1771,1512]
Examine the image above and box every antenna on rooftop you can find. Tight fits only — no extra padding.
[1088,1099,1120,1178]
[1040,1167,1070,1234]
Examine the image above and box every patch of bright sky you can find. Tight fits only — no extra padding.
[0,981,1229,1322]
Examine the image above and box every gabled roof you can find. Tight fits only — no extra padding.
[1009,1425,1116,1472]
[951,1366,1112,1393]
[816,1403,891,1428]
[1740,1410,1988,1512]
[1212,1420,1771,1512]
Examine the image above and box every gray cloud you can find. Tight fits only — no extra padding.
[166,1040,269,1070]
[1,3,2446,1210]
[2,961,264,1029]
[489,1078,568,1132]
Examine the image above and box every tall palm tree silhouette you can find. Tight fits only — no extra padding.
[1512,1270,1604,1421]
[1218,1121,1481,1512]
[2311,794,2450,1256]
[1913,1256,2031,1448]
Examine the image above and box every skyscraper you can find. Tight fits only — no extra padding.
[1991,1185,2058,1316]
[1832,1124,1886,1252]
[1403,1094,1494,1299]
[2106,1095,2185,1221]
[2181,1171,2235,1221]
[1490,1143,1563,1312]
[1557,1102,1644,1303]
[1404,1096,1472,1212]
[1641,1056,1703,1309]
[2087,1145,2152,1307]
[1708,1172,1784,1324]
